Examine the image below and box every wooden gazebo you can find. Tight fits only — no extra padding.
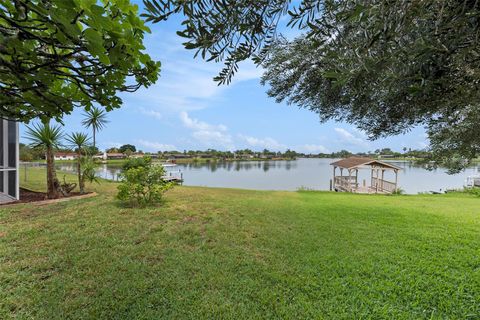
[331,157,401,194]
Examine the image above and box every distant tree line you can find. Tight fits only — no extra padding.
[19,143,100,161]
[20,142,436,162]
[155,148,301,160]
[317,148,432,159]
[110,146,436,161]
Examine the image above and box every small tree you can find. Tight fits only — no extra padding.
[117,157,173,207]
[124,149,133,158]
[82,107,108,148]
[119,144,137,153]
[65,132,91,194]
[24,122,64,199]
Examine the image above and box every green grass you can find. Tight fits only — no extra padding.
[1,167,479,319]
[19,166,115,194]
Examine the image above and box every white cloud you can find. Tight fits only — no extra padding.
[122,57,263,115]
[334,127,368,147]
[139,108,162,120]
[417,141,428,149]
[417,133,429,149]
[179,112,233,149]
[137,139,177,152]
[238,134,287,151]
[101,141,123,150]
[298,144,330,153]
[192,130,233,147]
[231,60,264,83]
[180,111,227,132]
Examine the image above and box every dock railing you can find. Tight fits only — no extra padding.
[371,177,397,193]
[163,169,183,183]
[334,176,357,192]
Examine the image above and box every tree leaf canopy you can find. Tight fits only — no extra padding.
[1,0,160,122]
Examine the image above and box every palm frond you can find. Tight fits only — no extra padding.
[82,106,109,131]
[65,132,91,152]
[24,122,64,149]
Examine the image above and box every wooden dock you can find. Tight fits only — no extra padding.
[163,171,183,183]
[162,176,183,183]
[331,157,401,194]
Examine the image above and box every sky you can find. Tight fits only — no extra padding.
[19,2,429,154]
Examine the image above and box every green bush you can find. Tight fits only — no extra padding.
[117,157,173,207]
[464,187,480,197]
[391,187,405,195]
[81,157,99,185]
[122,156,152,171]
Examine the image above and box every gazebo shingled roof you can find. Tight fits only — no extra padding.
[330,157,401,170]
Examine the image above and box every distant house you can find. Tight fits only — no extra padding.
[106,153,126,160]
[54,152,77,161]
[92,153,106,160]
[131,152,145,159]
[147,153,159,159]
[166,153,191,160]
[238,153,255,159]
[0,118,19,203]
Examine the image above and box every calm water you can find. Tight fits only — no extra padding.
[57,158,479,194]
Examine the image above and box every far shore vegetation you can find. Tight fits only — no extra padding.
[20,143,460,165]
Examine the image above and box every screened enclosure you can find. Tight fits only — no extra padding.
[0,118,19,202]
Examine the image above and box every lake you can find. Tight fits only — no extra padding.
[57,158,479,194]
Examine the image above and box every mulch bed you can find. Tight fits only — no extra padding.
[0,188,93,206]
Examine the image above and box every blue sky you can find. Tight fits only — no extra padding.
[20,2,428,154]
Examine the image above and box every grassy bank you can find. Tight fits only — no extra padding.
[1,167,479,319]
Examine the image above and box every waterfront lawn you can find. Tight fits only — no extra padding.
[0,167,479,319]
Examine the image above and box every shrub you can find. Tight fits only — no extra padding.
[297,186,315,191]
[391,187,405,195]
[122,156,152,171]
[464,187,480,197]
[82,157,100,185]
[117,157,173,207]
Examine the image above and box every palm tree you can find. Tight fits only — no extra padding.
[24,122,64,199]
[65,132,91,194]
[81,106,108,148]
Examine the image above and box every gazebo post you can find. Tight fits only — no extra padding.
[394,169,398,190]
[340,168,344,189]
[333,166,336,189]
[348,169,352,192]
[376,168,380,193]
[371,168,374,191]
[381,169,385,192]
[355,169,358,189]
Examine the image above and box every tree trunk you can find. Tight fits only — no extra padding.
[77,151,85,194]
[93,129,96,148]
[46,147,61,199]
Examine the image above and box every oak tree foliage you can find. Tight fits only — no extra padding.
[1,0,160,122]
[144,0,480,171]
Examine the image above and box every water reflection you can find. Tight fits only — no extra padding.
[177,160,297,172]
[57,159,479,194]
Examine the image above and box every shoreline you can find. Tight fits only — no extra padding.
[26,156,429,165]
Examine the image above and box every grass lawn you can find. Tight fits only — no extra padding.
[1,167,479,319]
